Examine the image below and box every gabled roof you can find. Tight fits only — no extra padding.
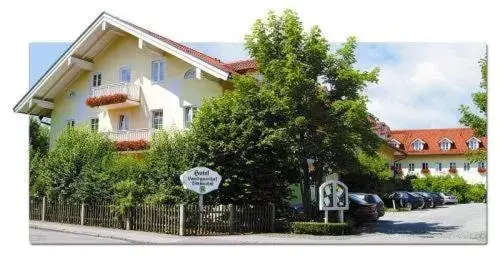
[410,138,426,144]
[466,136,482,143]
[388,128,487,155]
[14,12,256,116]
[438,137,453,143]
[224,59,257,73]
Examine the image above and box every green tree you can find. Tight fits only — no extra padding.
[29,116,50,196]
[29,116,50,156]
[244,9,381,218]
[459,48,487,162]
[43,126,116,202]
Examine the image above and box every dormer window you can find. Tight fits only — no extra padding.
[411,139,425,151]
[467,137,481,150]
[439,138,453,151]
[389,139,401,149]
[184,68,196,79]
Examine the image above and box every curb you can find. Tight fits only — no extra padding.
[29,224,146,244]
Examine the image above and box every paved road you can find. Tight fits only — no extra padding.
[30,228,129,244]
[29,203,486,244]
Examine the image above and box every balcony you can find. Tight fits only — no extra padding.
[87,82,141,110]
[103,128,154,151]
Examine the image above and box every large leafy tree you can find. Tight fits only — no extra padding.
[459,48,487,162]
[245,10,381,218]
[29,116,50,196]
[190,9,381,219]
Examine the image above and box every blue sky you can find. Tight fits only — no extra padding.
[29,42,485,130]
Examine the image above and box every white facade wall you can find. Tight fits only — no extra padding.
[397,155,487,185]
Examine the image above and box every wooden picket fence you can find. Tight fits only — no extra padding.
[29,197,275,236]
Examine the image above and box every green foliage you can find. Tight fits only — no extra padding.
[42,126,116,202]
[342,152,392,193]
[290,222,350,235]
[410,175,485,203]
[29,116,50,196]
[459,50,487,162]
[29,116,50,156]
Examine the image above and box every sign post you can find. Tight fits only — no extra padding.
[180,167,222,227]
[319,179,349,223]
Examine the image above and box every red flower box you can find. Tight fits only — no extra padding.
[448,167,457,174]
[421,168,430,175]
[115,140,150,151]
[478,167,487,174]
[86,93,128,107]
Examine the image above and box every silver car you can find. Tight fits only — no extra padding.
[439,192,458,204]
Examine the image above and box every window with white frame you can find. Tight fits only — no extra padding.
[412,140,424,151]
[184,106,198,127]
[92,73,102,87]
[119,66,131,83]
[90,118,99,132]
[118,115,129,131]
[151,110,163,130]
[409,163,415,172]
[394,163,402,170]
[464,162,470,171]
[450,162,456,169]
[479,162,486,169]
[152,60,165,84]
[436,162,442,171]
[66,119,75,129]
[468,138,480,150]
[422,162,429,169]
[440,139,452,151]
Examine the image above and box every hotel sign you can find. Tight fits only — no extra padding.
[179,167,222,195]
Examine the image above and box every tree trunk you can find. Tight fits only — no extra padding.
[301,159,312,221]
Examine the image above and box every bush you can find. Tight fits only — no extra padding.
[410,175,485,203]
[291,222,350,235]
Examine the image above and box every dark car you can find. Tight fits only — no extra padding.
[428,192,445,207]
[351,193,385,219]
[414,192,435,208]
[346,194,379,223]
[383,191,425,210]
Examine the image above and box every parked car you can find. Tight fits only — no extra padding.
[346,194,379,223]
[439,192,458,204]
[383,191,425,210]
[414,192,435,208]
[428,192,445,206]
[351,193,385,219]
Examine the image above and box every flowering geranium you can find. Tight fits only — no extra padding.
[86,93,128,107]
[478,167,487,174]
[114,139,150,151]
[448,167,457,174]
[421,168,430,175]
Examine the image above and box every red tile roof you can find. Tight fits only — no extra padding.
[388,128,487,155]
[224,59,258,73]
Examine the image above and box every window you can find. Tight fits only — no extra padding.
[464,162,470,171]
[409,163,415,172]
[92,73,102,87]
[118,115,129,131]
[422,162,429,169]
[184,106,198,127]
[389,139,400,149]
[152,60,165,84]
[66,119,75,128]
[184,68,196,79]
[394,163,402,170]
[151,110,163,130]
[479,162,486,169]
[440,140,451,150]
[90,118,99,132]
[436,162,442,171]
[412,140,424,151]
[450,162,456,169]
[68,90,76,99]
[468,138,480,150]
[119,66,131,83]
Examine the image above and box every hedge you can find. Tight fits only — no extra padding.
[290,222,350,235]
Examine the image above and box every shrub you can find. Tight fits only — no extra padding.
[465,184,486,203]
[86,94,128,107]
[290,222,350,235]
[410,175,485,203]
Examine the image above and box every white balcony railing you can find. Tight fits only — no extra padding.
[104,128,152,142]
[91,82,140,101]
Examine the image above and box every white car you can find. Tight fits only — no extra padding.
[439,192,458,204]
